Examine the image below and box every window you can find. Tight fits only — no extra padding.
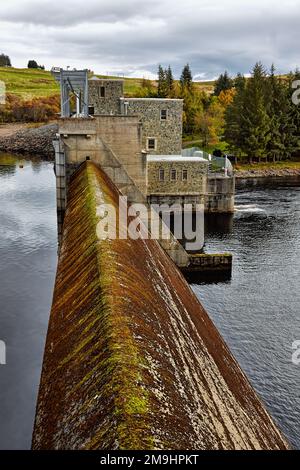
[88,106,94,115]
[182,169,188,181]
[147,138,156,150]
[159,168,165,181]
[171,169,177,181]
[160,109,167,120]
[100,86,105,98]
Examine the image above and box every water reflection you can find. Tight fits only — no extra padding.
[193,183,300,449]
[0,152,57,450]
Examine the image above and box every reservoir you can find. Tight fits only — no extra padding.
[0,152,299,449]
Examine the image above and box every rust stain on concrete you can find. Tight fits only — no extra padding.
[32,161,289,450]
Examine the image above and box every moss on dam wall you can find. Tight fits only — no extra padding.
[32,161,289,450]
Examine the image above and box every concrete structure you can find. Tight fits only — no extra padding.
[54,116,190,267]
[53,73,234,270]
[86,77,234,214]
[205,174,235,213]
[32,161,289,450]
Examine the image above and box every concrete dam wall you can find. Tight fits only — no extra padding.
[32,161,288,450]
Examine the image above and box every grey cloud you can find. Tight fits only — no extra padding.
[0,0,300,79]
[0,0,161,26]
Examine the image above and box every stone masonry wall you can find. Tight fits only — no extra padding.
[147,160,207,195]
[89,80,123,115]
[121,99,183,155]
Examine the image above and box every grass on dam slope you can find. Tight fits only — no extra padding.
[0,67,214,100]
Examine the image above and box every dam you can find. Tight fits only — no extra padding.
[32,161,288,449]
[31,69,289,450]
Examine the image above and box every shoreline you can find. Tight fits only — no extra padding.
[0,122,57,159]
[235,168,300,179]
[0,122,300,183]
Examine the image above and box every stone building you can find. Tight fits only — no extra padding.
[56,76,233,215]
[147,155,208,208]
[120,98,183,155]
[88,78,123,116]
[88,78,183,155]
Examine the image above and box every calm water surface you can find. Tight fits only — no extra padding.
[0,153,57,449]
[193,182,300,449]
[0,153,299,448]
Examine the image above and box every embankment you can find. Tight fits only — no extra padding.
[0,122,57,158]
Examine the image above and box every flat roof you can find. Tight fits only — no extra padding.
[147,155,208,162]
[89,77,124,82]
[120,97,183,102]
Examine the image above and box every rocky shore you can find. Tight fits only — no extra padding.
[0,123,58,159]
[235,167,300,178]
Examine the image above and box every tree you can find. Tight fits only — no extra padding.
[224,73,247,158]
[166,65,174,95]
[0,54,11,67]
[180,64,193,91]
[214,71,233,96]
[240,63,271,162]
[157,64,168,98]
[266,65,289,161]
[28,60,39,69]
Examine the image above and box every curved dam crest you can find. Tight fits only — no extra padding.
[32,161,289,450]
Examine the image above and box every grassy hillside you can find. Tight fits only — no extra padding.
[0,67,214,100]
[0,67,59,98]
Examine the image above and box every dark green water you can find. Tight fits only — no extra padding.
[0,153,299,449]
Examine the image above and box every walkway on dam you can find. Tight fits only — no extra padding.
[32,161,288,450]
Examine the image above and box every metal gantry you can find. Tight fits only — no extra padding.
[51,67,89,118]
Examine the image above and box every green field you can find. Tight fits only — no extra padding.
[0,67,214,100]
[0,67,59,98]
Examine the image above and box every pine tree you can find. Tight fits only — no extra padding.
[266,65,288,161]
[223,73,246,158]
[166,65,174,96]
[180,64,193,91]
[157,64,168,98]
[241,63,271,162]
[214,71,233,96]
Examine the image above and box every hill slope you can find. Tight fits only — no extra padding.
[0,67,214,100]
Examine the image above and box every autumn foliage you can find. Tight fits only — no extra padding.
[0,93,60,123]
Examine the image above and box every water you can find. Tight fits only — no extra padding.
[0,153,299,449]
[0,153,57,450]
[193,182,300,449]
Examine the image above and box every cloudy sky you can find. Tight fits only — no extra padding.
[0,0,300,80]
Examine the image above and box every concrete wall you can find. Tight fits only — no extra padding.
[89,79,123,115]
[147,160,207,195]
[205,175,235,213]
[59,116,146,196]
[121,98,183,155]
[188,253,232,271]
